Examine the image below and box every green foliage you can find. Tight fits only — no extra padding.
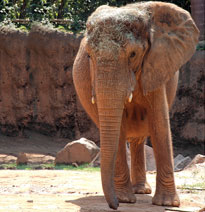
[0,0,191,33]
[196,41,205,51]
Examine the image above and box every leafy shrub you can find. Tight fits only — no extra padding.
[0,0,191,33]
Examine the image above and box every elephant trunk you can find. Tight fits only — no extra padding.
[96,84,125,209]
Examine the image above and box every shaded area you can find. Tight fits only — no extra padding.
[0,130,68,157]
[65,195,156,212]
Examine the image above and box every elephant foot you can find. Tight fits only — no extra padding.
[152,191,180,206]
[132,182,152,194]
[116,186,136,203]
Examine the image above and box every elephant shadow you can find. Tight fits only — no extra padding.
[65,194,165,212]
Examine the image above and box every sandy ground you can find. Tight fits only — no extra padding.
[0,168,204,212]
[0,131,204,212]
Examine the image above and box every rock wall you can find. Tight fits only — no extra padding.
[0,27,32,136]
[0,25,99,141]
[0,25,204,149]
[170,51,205,149]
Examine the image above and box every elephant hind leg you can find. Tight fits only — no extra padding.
[114,124,136,203]
[130,137,152,194]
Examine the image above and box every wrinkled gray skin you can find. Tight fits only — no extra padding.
[73,2,199,210]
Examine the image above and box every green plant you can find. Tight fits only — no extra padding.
[196,43,205,51]
[0,0,191,33]
[0,162,100,171]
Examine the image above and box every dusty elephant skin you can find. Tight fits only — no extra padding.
[73,1,199,210]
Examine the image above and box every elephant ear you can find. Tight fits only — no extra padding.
[141,2,199,94]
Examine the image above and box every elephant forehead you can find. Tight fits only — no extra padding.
[87,6,147,27]
[86,25,138,55]
[86,24,127,51]
[86,6,149,52]
[95,38,121,55]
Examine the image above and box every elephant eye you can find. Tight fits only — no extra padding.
[129,51,136,58]
[87,54,91,59]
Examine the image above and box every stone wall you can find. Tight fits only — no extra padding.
[0,25,99,142]
[170,51,205,147]
[191,0,205,41]
[0,27,31,136]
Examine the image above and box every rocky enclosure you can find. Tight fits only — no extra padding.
[0,25,204,151]
[170,50,205,150]
[0,24,99,142]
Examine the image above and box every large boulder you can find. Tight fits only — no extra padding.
[55,138,99,164]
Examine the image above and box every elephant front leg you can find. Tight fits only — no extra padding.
[130,138,152,194]
[148,86,180,207]
[114,126,136,203]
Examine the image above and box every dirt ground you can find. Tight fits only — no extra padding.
[0,131,204,212]
[0,169,204,212]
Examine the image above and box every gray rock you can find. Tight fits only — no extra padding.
[90,152,100,167]
[145,145,156,171]
[55,138,100,165]
[174,155,192,171]
[174,154,185,166]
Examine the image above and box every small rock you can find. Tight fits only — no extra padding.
[90,152,100,167]
[0,154,17,164]
[185,154,205,169]
[55,138,99,165]
[17,153,55,165]
[174,154,185,166]
[174,155,192,171]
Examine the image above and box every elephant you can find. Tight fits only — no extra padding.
[73,1,199,210]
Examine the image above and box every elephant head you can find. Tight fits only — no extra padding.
[83,2,199,209]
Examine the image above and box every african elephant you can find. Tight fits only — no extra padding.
[73,1,199,210]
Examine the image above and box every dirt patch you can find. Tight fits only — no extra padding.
[0,169,204,212]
